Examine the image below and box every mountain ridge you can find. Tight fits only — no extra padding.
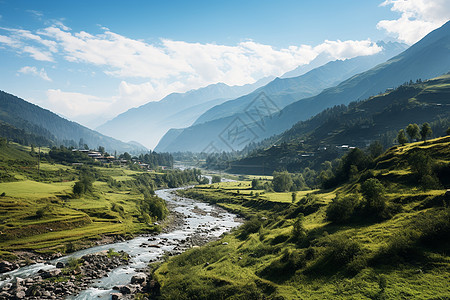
[157,22,450,152]
[96,77,274,149]
[0,90,145,153]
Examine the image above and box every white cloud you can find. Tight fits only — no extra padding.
[18,66,52,81]
[46,89,110,118]
[23,46,54,61]
[27,10,43,18]
[35,25,382,87]
[377,0,450,44]
[1,21,385,125]
[0,28,56,61]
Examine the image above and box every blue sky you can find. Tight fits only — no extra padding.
[0,0,449,128]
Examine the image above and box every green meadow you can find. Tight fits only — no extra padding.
[0,143,163,258]
[153,136,450,299]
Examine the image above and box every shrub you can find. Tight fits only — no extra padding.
[35,208,45,218]
[258,248,306,280]
[375,229,420,264]
[308,235,363,275]
[251,178,261,189]
[417,208,450,247]
[326,194,359,223]
[211,175,221,184]
[239,217,262,239]
[419,174,441,190]
[325,236,362,268]
[292,214,307,241]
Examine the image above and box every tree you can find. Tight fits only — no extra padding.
[361,178,386,213]
[291,192,297,203]
[446,127,450,136]
[72,181,84,196]
[368,141,383,158]
[98,146,105,154]
[408,151,433,177]
[0,137,7,148]
[406,124,420,142]
[397,129,408,145]
[251,178,260,189]
[292,213,306,241]
[272,171,293,192]
[420,123,432,142]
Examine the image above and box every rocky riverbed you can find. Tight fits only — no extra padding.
[0,188,242,299]
[0,251,129,300]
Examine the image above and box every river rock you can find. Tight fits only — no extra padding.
[131,273,147,285]
[0,291,11,299]
[111,292,123,300]
[0,261,18,273]
[41,268,61,278]
[56,261,65,268]
[15,290,26,299]
[120,284,140,294]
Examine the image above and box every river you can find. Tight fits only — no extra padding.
[0,187,242,299]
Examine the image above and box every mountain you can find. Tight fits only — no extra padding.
[254,21,450,141]
[192,41,405,127]
[0,90,146,153]
[96,78,273,149]
[155,41,408,152]
[228,74,450,174]
[280,41,407,79]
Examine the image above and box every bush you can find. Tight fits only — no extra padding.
[35,208,45,219]
[419,174,441,190]
[239,217,262,239]
[292,214,306,241]
[417,208,450,247]
[258,248,306,280]
[375,229,420,264]
[325,236,362,268]
[211,175,221,184]
[308,235,363,275]
[326,194,359,223]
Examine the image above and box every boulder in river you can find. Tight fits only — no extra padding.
[0,261,19,273]
[111,292,123,300]
[131,273,147,285]
[41,268,62,279]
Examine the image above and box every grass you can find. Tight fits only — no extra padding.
[0,143,163,257]
[154,136,450,299]
[0,180,73,199]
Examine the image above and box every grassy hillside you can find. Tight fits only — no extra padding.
[228,74,450,175]
[152,136,450,299]
[0,142,196,261]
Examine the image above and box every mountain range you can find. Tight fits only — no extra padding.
[156,21,450,153]
[0,91,146,153]
[96,77,274,149]
[228,73,450,174]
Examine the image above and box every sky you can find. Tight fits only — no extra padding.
[0,0,449,128]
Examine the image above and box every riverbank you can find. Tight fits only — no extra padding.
[0,187,242,299]
[0,250,130,300]
[0,187,189,273]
